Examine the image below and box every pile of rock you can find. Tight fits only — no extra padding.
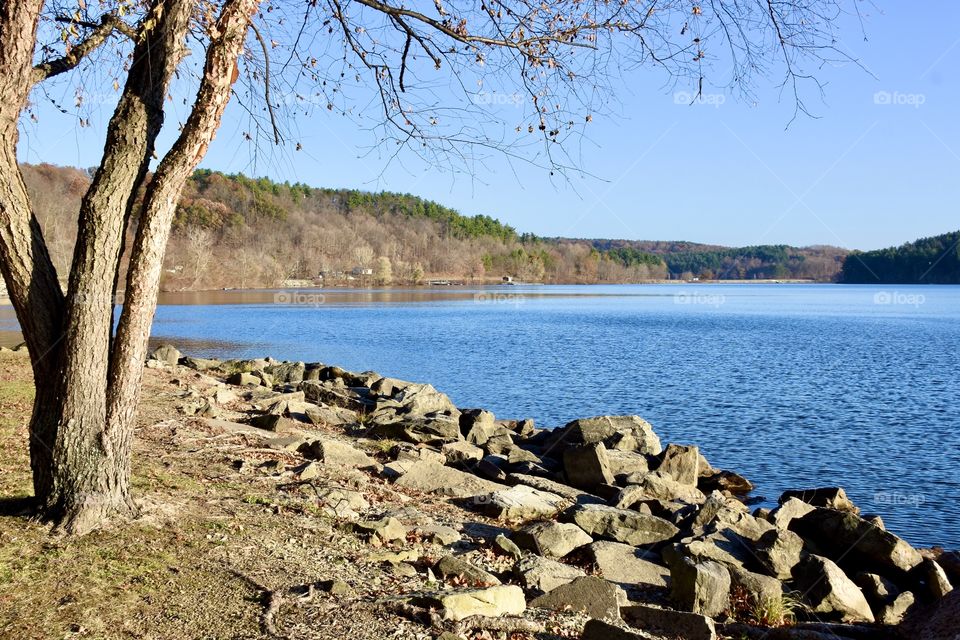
[150,345,957,639]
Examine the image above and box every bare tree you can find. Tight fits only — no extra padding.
[0,0,854,533]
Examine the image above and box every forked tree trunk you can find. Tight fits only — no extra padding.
[0,0,258,534]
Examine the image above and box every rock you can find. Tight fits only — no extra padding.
[900,588,960,638]
[616,474,705,506]
[304,437,374,469]
[563,443,615,491]
[413,585,526,622]
[391,382,461,418]
[655,444,701,485]
[479,485,571,521]
[530,575,625,621]
[698,469,753,494]
[513,521,593,559]
[219,358,269,375]
[476,454,509,481]
[265,435,307,453]
[394,460,505,498]
[368,549,419,565]
[692,495,772,541]
[854,572,901,609]
[316,579,355,597]
[441,440,484,465]
[460,409,499,445]
[316,488,369,519]
[249,414,299,432]
[792,555,875,623]
[302,380,373,413]
[252,370,274,387]
[767,497,815,529]
[354,517,407,543]
[548,415,662,455]
[587,541,670,590]
[781,487,859,513]
[367,415,462,445]
[755,528,804,580]
[294,461,321,480]
[790,508,923,575]
[580,620,647,640]
[182,356,220,371]
[621,605,717,640]
[937,551,960,585]
[728,566,783,606]
[517,555,586,595]
[265,361,305,384]
[304,403,357,427]
[916,557,954,600]
[414,525,461,546]
[605,450,650,480]
[880,590,916,625]
[669,556,731,618]
[150,344,181,365]
[494,534,523,561]
[677,529,755,572]
[369,376,413,396]
[508,473,604,505]
[437,555,501,586]
[227,372,262,386]
[572,504,679,546]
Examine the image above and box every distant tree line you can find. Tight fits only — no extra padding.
[21,164,849,289]
[841,231,960,284]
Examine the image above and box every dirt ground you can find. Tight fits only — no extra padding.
[0,354,597,640]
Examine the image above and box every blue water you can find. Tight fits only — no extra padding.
[150,284,960,549]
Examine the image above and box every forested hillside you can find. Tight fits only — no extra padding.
[841,231,960,284]
[20,164,847,289]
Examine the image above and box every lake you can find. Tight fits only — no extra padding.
[3,283,958,549]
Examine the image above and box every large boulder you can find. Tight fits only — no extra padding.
[563,443,615,490]
[516,555,586,595]
[479,485,571,521]
[513,521,593,559]
[265,361,305,384]
[547,415,662,455]
[442,440,484,465]
[621,605,717,640]
[754,528,804,580]
[780,487,859,513]
[366,415,462,444]
[529,575,625,621]
[572,504,679,546]
[655,444,701,486]
[587,541,670,590]
[605,450,650,480]
[150,344,181,366]
[792,555,875,623]
[303,437,373,469]
[900,588,960,639]
[508,473,604,505]
[302,380,373,413]
[460,409,499,445]
[767,496,815,529]
[790,508,923,575]
[728,565,784,607]
[916,557,954,601]
[393,460,505,498]
[616,474,705,507]
[411,585,526,622]
[669,556,731,618]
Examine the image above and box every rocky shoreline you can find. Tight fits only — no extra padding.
[147,344,958,639]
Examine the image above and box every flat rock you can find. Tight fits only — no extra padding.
[621,604,717,640]
[669,556,731,618]
[513,521,593,559]
[508,473,604,505]
[780,487,859,513]
[517,555,586,595]
[412,585,526,622]
[393,460,505,498]
[767,497,816,529]
[616,474,705,506]
[580,619,648,640]
[572,504,679,546]
[479,485,571,521]
[304,437,374,469]
[548,415,662,455]
[587,541,669,589]
[441,440,484,465]
[437,555,501,587]
[530,575,625,621]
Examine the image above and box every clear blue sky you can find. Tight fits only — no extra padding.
[16,2,960,251]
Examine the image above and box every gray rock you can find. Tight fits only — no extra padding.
[917,557,954,600]
[755,528,805,580]
[414,525,462,546]
[437,555,501,587]
[353,517,406,543]
[302,380,372,413]
[767,497,816,529]
[265,361,305,384]
[227,372,262,386]
[304,437,374,469]
[548,415,662,455]
[411,585,526,622]
[790,508,923,575]
[580,620,649,640]
[605,449,650,480]
[880,590,916,625]
[587,541,669,589]
[460,409,500,445]
[479,485,571,521]
[367,415,462,445]
[616,474,706,506]
[392,443,446,465]
[150,344,181,366]
[655,444,701,486]
[854,572,901,609]
[564,443,615,490]
[937,551,960,585]
[394,460,505,498]
[508,473,604,505]
[572,504,679,546]
[900,588,960,638]
[513,521,593,559]
[529,575,625,621]
[781,487,859,513]
[442,440,484,465]
[669,556,731,618]
[517,554,586,595]
[494,534,523,561]
[728,565,784,606]
[303,403,357,427]
[621,604,717,640]
[698,469,753,494]
[677,529,755,572]
[792,554,875,623]
[182,356,220,371]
